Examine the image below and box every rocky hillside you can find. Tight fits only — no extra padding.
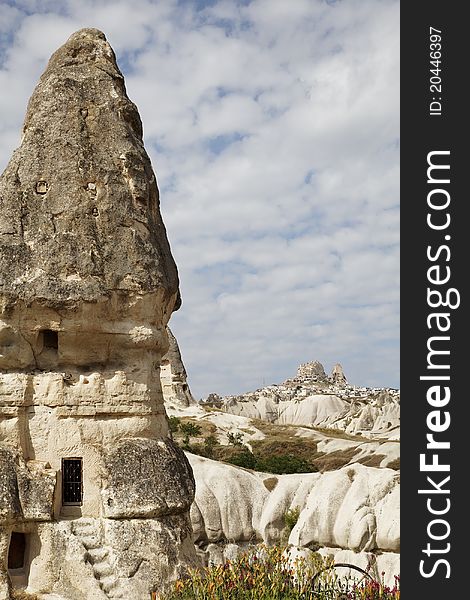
[162,352,400,585]
[189,455,399,586]
[202,360,400,439]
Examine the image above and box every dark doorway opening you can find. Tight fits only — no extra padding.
[8,532,26,570]
[42,329,58,349]
[62,458,83,505]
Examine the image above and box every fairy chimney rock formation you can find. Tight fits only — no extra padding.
[161,327,196,408]
[0,28,196,599]
[330,363,348,386]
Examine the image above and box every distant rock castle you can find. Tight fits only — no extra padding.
[296,360,347,385]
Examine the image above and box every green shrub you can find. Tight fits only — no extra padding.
[203,434,219,458]
[168,416,181,434]
[217,444,317,475]
[182,431,337,476]
[284,506,301,533]
[256,454,315,475]
[179,422,202,437]
[227,431,244,446]
[227,449,257,470]
[187,436,220,459]
[186,443,205,456]
[179,422,202,448]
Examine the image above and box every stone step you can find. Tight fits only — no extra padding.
[73,524,98,535]
[93,560,114,578]
[75,517,95,524]
[73,523,96,531]
[107,590,126,599]
[86,547,110,563]
[99,575,119,594]
[72,525,100,538]
[72,518,96,529]
[78,535,103,550]
[72,523,103,549]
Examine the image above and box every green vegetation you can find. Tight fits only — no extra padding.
[308,426,365,442]
[224,449,256,469]
[203,434,219,458]
[227,431,244,446]
[253,420,366,443]
[256,454,313,475]
[179,422,202,448]
[170,414,399,475]
[283,507,301,534]
[163,544,400,600]
[170,419,361,474]
[219,438,319,474]
[168,416,181,433]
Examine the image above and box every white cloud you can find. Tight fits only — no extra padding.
[0,0,399,397]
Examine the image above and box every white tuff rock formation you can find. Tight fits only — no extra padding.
[188,454,400,586]
[160,327,196,408]
[168,355,400,583]
[0,29,196,600]
[211,360,400,437]
[297,360,327,381]
[330,363,347,385]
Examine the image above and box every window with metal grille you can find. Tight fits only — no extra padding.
[62,458,83,505]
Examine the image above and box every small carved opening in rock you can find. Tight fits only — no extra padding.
[87,183,97,199]
[62,458,83,505]
[8,532,26,570]
[80,108,88,117]
[91,207,99,217]
[36,180,49,194]
[42,329,58,350]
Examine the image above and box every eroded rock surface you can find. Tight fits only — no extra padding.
[207,360,400,437]
[0,28,177,308]
[160,327,196,408]
[188,454,399,586]
[330,363,347,385]
[0,28,196,600]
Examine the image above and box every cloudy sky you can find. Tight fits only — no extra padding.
[0,0,399,398]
